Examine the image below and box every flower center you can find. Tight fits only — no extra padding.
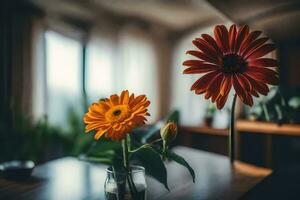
[105,105,129,123]
[113,109,121,116]
[222,54,247,73]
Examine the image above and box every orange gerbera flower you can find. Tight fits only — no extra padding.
[183,24,279,109]
[83,90,150,141]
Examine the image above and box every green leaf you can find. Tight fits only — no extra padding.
[83,138,123,168]
[86,139,122,156]
[166,150,195,182]
[132,147,169,190]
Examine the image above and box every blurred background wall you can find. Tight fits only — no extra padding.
[1,0,300,168]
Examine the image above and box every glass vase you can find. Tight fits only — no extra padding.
[104,166,147,200]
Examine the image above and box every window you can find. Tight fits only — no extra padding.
[44,25,160,127]
[45,31,83,128]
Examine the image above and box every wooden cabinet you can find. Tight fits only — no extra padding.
[179,120,300,169]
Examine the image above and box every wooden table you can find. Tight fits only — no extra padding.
[0,146,271,200]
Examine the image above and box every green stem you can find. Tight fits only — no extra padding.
[262,102,270,122]
[122,135,138,198]
[275,104,283,121]
[122,137,130,170]
[162,140,167,161]
[129,138,162,153]
[112,166,125,199]
[229,94,237,163]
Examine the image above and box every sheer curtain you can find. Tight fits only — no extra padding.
[118,26,159,122]
[86,25,159,122]
[171,26,230,128]
[32,23,160,127]
[86,28,117,102]
[45,31,83,127]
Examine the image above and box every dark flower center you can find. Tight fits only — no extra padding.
[113,109,122,116]
[222,54,247,73]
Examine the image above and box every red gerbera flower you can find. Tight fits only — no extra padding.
[183,24,279,109]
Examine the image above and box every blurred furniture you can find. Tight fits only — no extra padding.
[180,121,300,169]
[241,164,300,200]
[179,126,229,155]
[0,146,271,200]
[236,120,300,136]
[236,120,300,169]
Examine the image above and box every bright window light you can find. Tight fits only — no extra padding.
[45,31,82,128]
[86,37,114,102]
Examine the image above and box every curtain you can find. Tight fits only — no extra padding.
[0,1,45,161]
[33,18,87,127]
[86,25,160,122]
[0,2,44,120]
[86,27,117,102]
[32,18,47,122]
[45,31,83,127]
[118,25,159,122]
[10,10,34,117]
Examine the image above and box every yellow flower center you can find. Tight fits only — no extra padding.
[105,105,129,123]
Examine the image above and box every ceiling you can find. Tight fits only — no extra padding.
[29,0,226,32]
[90,0,225,31]
[29,0,300,42]
[208,0,300,42]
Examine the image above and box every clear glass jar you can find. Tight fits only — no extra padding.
[104,166,147,200]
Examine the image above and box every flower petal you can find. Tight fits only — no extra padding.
[183,66,219,74]
[248,58,279,68]
[250,89,259,97]
[94,127,110,140]
[233,74,247,103]
[240,31,262,53]
[110,94,120,106]
[241,37,269,57]
[216,93,229,109]
[202,33,223,57]
[186,50,219,64]
[245,92,254,106]
[129,95,147,108]
[235,25,249,53]
[237,73,252,92]
[183,60,206,67]
[88,102,109,115]
[220,75,232,96]
[243,73,270,95]
[214,25,229,53]
[193,38,219,60]
[246,43,276,60]
[120,90,130,104]
[190,70,221,91]
[205,73,223,100]
[85,121,109,133]
[246,67,279,85]
[229,24,237,53]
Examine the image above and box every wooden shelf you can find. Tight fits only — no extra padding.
[181,120,300,137]
[236,120,300,136]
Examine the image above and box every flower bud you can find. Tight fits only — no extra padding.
[160,122,178,143]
